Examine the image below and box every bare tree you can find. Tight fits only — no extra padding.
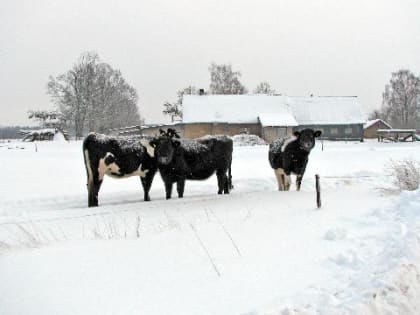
[163,86,197,121]
[209,63,247,95]
[47,52,141,138]
[380,69,420,128]
[253,81,276,95]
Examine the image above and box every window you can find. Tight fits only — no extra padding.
[330,127,338,135]
[345,127,353,135]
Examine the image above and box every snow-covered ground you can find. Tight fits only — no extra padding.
[1,139,420,315]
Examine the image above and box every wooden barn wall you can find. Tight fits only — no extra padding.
[364,121,391,138]
[183,123,261,139]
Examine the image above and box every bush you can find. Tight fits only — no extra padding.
[387,159,420,191]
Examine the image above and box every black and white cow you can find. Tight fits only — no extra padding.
[151,129,233,199]
[83,133,157,207]
[268,129,321,191]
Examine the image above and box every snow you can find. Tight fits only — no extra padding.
[258,112,298,127]
[182,95,291,124]
[232,134,266,146]
[1,140,420,314]
[288,96,365,125]
[182,95,366,126]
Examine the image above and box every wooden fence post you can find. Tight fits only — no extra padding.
[315,174,321,209]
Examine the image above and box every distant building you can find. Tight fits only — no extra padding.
[20,128,69,141]
[363,119,392,139]
[182,95,297,143]
[181,94,365,142]
[287,96,365,141]
[112,94,366,142]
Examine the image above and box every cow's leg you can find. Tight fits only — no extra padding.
[284,173,291,191]
[216,169,228,194]
[296,174,303,191]
[165,181,173,199]
[85,154,103,207]
[176,179,185,198]
[228,166,234,190]
[88,177,103,207]
[223,170,230,194]
[140,169,156,201]
[274,168,285,191]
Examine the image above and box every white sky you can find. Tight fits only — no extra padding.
[1,0,419,126]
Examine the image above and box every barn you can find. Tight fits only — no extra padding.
[181,94,365,142]
[363,119,392,139]
[288,96,365,141]
[182,95,298,143]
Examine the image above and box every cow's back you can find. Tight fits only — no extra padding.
[268,138,285,169]
[83,133,154,176]
[180,135,233,180]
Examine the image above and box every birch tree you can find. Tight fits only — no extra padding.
[380,69,420,128]
[209,63,247,95]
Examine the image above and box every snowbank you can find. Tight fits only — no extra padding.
[232,134,266,146]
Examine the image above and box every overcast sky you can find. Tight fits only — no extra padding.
[1,0,419,126]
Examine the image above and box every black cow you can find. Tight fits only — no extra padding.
[151,129,233,199]
[268,129,321,191]
[83,133,157,207]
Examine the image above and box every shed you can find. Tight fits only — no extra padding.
[364,119,392,139]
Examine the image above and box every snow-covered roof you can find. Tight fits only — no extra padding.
[258,113,298,127]
[287,96,365,125]
[182,95,291,124]
[364,119,392,129]
[183,95,366,126]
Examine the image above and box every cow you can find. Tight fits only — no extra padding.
[268,129,321,191]
[82,133,157,207]
[150,129,233,199]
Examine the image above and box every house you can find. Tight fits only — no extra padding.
[364,119,392,139]
[182,95,298,142]
[181,94,365,142]
[287,96,365,141]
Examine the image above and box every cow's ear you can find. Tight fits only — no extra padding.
[173,140,181,147]
[314,130,322,138]
[149,139,157,147]
[293,131,301,137]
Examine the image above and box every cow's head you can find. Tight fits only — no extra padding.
[294,129,322,152]
[150,128,181,165]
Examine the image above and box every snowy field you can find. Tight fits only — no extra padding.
[1,139,420,315]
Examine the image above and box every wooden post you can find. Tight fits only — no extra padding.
[315,174,321,209]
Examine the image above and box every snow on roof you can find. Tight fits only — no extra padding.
[182,95,291,124]
[287,96,365,125]
[258,113,298,127]
[183,95,366,126]
[364,119,392,129]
